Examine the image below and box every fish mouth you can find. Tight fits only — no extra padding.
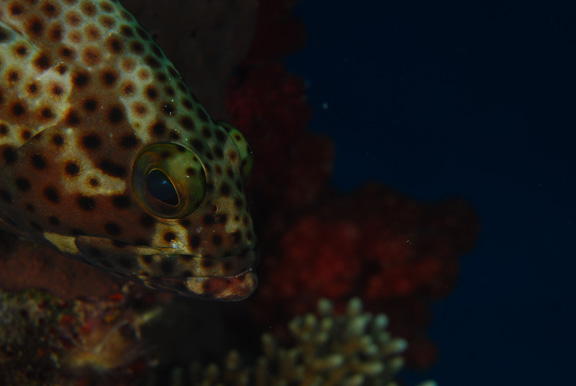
[74,235,259,300]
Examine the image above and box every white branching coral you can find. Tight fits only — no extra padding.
[176,298,437,386]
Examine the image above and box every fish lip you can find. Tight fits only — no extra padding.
[150,246,259,278]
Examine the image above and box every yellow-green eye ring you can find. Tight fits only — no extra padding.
[133,143,207,219]
[219,122,253,185]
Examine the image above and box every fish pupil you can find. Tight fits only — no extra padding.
[146,169,179,206]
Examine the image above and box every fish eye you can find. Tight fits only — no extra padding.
[133,143,206,218]
[219,122,253,185]
[146,169,179,206]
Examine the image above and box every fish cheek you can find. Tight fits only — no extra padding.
[75,235,159,276]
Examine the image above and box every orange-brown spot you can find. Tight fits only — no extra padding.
[13,44,28,57]
[137,68,150,81]
[65,10,82,27]
[41,2,60,18]
[80,1,97,16]
[33,53,51,71]
[99,15,115,28]
[58,46,75,60]
[9,3,24,17]
[105,35,123,54]
[132,102,147,117]
[82,47,102,66]
[121,81,135,96]
[69,30,82,44]
[47,23,63,42]
[6,69,20,84]
[120,58,135,73]
[84,24,101,40]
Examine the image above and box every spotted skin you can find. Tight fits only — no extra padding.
[0,0,257,300]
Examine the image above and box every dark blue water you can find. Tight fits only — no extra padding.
[285,1,576,384]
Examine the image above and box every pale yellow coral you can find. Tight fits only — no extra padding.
[163,298,437,386]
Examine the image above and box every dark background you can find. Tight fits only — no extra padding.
[285,1,575,384]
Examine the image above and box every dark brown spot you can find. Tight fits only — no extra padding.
[213,146,223,159]
[64,161,80,176]
[145,86,158,100]
[28,82,38,94]
[215,130,227,143]
[180,116,194,130]
[162,103,175,116]
[40,107,54,119]
[190,235,201,248]
[52,134,64,146]
[201,127,212,139]
[141,255,153,264]
[72,71,90,88]
[121,82,135,96]
[51,84,64,96]
[197,109,209,123]
[89,178,99,187]
[20,129,31,141]
[48,216,60,226]
[15,45,28,57]
[82,98,98,112]
[99,159,126,177]
[0,190,12,203]
[182,99,193,110]
[7,70,20,83]
[106,36,123,53]
[129,41,144,54]
[11,102,26,117]
[163,232,176,242]
[108,106,124,124]
[66,109,81,126]
[48,24,63,42]
[9,4,23,16]
[191,139,203,152]
[120,134,138,148]
[15,177,31,191]
[212,235,222,246]
[77,196,95,210]
[112,195,131,208]
[26,17,44,36]
[0,124,8,136]
[32,154,47,170]
[140,214,155,228]
[43,186,59,203]
[101,69,117,87]
[220,183,231,196]
[104,222,121,236]
[144,56,160,69]
[41,2,59,17]
[151,121,166,136]
[81,134,101,149]
[59,46,75,59]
